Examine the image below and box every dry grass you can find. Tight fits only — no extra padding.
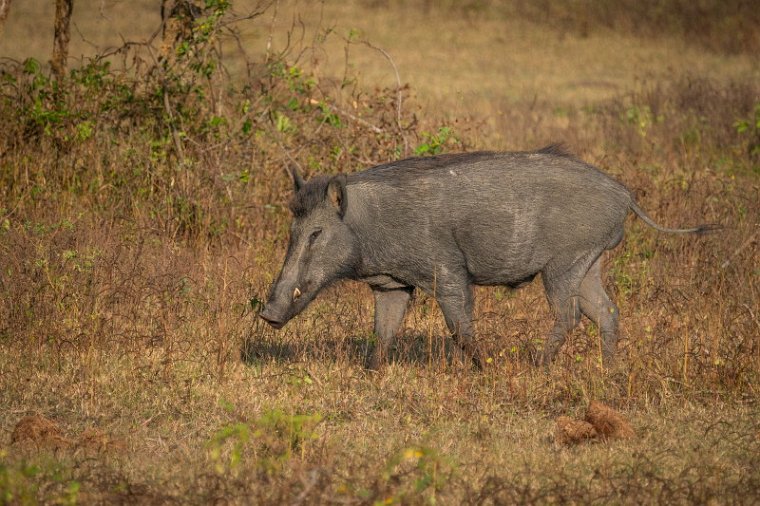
[1,0,759,504]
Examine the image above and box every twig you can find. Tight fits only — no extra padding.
[742,304,760,335]
[218,0,275,29]
[293,470,321,505]
[359,39,408,154]
[265,0,279,63]
[309,98,383,134]
[98,0,111,21]
[163,90,185,162]
[0,0,12,31]
[72,21,100,51]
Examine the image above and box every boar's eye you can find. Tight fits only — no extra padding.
[308,228,322,245]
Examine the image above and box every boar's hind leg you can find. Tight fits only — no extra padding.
[579,257,620,365]
[436,280,481,369]
[539,255,599,365]
[368,287,414,370]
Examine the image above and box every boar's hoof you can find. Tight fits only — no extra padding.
[530,349,556,368]
[452,346,483,370]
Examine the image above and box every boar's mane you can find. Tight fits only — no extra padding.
[289,176,331,218]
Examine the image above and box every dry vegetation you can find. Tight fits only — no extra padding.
[1,0,759,504]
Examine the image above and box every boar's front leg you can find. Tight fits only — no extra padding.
[435,277,482,369]
[368,286,414,370]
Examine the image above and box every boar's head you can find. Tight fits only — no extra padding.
[260,168,359,328]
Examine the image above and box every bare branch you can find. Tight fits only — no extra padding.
[265,0,279,63]
[309,98,383,134]
[0,0,12,31]
[358,39,408,154]
[52,0,73,81]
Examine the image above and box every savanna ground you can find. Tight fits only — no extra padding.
[1,1,759,503]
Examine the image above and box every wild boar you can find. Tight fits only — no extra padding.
[259,146,715,368]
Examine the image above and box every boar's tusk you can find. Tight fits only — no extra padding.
[293,287,302,300]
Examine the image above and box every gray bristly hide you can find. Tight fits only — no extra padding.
[259,146,717,369]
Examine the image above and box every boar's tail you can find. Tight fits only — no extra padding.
[629,200,721,235]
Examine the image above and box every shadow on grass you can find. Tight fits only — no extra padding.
[240,331,466,369]
[240,330,540,369]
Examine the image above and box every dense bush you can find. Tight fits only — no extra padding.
[0,1,437,247]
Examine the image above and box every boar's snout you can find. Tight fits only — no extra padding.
[259,306,286,329]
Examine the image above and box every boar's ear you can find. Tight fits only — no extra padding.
[326,174,347,218]
[286,164,305,192]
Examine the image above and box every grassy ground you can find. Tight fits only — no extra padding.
[1,1,759,504]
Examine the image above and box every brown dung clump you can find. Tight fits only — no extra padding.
[585,401,636,440]
[11,414,71,449]
[77,427,128,454]
[555,416,599,445]
[556,401,636,445]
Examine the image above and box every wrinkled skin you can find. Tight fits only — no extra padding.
[260,148,714,369]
